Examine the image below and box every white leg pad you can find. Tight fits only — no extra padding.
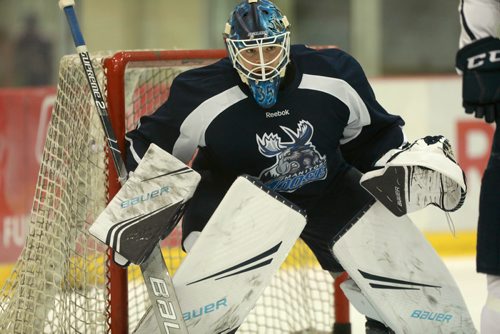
[332,201,476,333]
[134,175,307,334]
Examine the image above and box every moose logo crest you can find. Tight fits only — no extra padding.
[256,120,327,192]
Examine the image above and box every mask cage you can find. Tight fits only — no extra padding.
[226,31,290,82]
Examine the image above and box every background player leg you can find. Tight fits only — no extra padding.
[477,113,500,334]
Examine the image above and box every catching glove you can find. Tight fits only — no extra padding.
[456,37,500,123]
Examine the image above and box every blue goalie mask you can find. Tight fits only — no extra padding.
[223,0,291,109]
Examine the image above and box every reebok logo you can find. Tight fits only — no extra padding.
[266,109,290,118]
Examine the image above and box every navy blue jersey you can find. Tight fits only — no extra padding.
[126,45,405,209]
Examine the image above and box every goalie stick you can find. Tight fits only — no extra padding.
[58,1,188,333]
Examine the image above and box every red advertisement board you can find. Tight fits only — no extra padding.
[0,87,55,262]
[457,120,495,176]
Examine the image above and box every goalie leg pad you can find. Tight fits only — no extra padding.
[332,200,476,333]
[360,135,467,216]
[134,175,307,334]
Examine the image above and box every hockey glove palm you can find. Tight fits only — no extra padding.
[456,37,500,123]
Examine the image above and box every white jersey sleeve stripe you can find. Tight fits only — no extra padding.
[125,135,142,165]
[298,73,371,145]
[173,85,247,163]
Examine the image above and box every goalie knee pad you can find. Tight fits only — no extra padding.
[360,135,467,216]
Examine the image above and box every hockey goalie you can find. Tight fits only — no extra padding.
[89,0,476,333]
[91,139,474,334]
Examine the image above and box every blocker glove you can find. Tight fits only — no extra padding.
[456,37,500,123]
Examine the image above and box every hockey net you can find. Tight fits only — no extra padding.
[0,49,349,334]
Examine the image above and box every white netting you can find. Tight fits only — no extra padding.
[0,50,337,334]
[0,53,110,333]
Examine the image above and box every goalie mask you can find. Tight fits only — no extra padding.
[224,0,291,109]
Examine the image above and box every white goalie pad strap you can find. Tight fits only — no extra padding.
[360,135,466,216]
[89,143,201,265]
[135,175,307,334]
[332,201,476,333]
